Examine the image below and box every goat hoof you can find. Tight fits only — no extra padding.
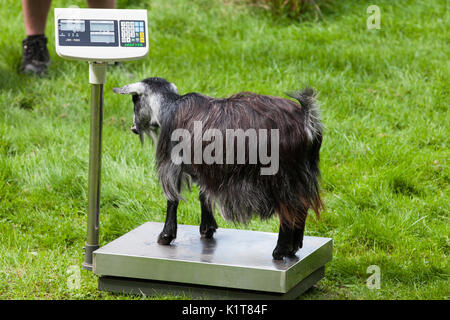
[272,246,296,260]
[200,226,217,239]
[157,232,175,245]
[272,247,286,260]
[272,251,284,260]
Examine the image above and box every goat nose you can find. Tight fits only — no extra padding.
[131,126,139,135]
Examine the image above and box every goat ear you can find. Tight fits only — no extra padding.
[113,82,145,95]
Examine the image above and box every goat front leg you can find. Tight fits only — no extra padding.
[157,200,179,245]
[199,192,218,238]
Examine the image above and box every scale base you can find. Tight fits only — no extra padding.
[98,266,324,300]
[93,222,332,299]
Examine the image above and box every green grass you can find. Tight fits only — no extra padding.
[0,0,449,299]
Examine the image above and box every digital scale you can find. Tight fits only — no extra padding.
[55,8,148,61]
[55,8,332,299]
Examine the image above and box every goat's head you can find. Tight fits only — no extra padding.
[113,77,178,143]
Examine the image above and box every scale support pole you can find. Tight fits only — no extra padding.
[83,62,107,271]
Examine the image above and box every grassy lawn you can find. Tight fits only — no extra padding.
[0,0,448,299]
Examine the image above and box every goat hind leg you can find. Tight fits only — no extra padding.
[272,225,295,260]
[199,192,218,238]
[291,208,307,253]
[292,223,305,253]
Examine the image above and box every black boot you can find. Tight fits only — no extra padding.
[20,35,51,75]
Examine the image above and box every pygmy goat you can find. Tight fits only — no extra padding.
[113,77,323,260]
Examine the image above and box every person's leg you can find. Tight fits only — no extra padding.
[22,0,52,36]
[87,0,116,8]
[20,0,52,75]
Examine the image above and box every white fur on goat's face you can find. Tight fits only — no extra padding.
[146,92,162,126]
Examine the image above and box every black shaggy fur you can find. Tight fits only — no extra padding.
[113,77,324,260]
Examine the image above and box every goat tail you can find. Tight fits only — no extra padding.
[286,88,322,142]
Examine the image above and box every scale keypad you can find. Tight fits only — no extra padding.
[120,20,146,47]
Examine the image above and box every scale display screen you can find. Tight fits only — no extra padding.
[60,20,85,32]
[90,21,115,32]
[90,32,115,43]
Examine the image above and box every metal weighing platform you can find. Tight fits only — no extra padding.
[93,222,332,299]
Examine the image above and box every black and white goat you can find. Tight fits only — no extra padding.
[113,77,323,260]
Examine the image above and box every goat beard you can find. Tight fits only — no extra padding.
[140,127,159,145]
